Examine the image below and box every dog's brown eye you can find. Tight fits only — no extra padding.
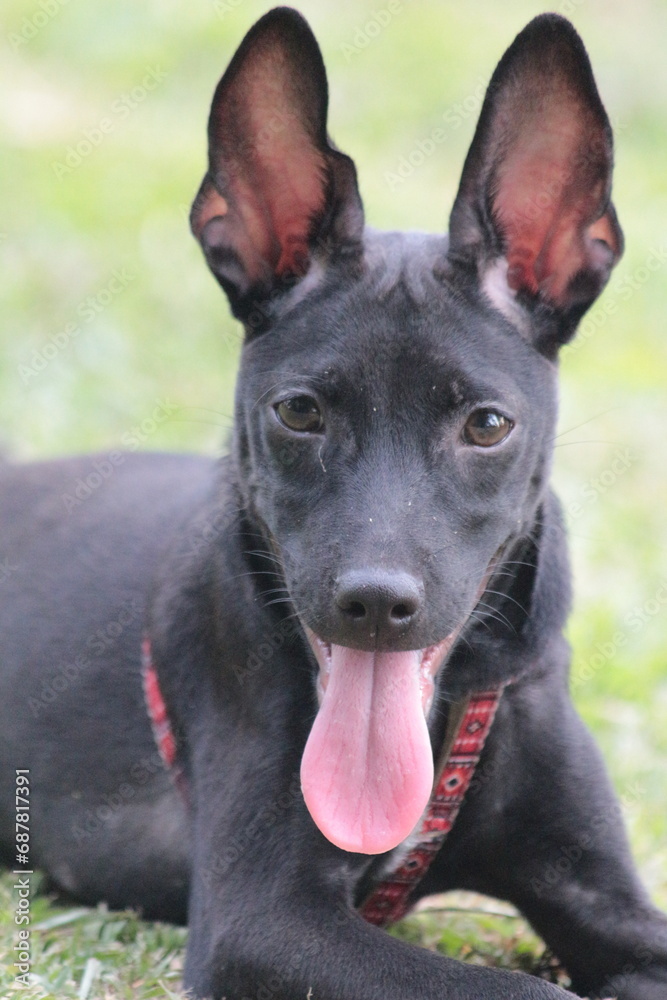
[276,396,324,433]
[463,409,513,447]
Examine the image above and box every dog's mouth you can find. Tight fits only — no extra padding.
[300,629,459,856]
[298,554,505,857]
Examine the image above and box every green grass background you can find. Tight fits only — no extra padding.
[1,0,666,995]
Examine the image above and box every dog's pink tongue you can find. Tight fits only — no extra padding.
[300,645,433,855]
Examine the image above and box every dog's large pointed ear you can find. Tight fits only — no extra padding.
[190,7,364,323]
[448,14,623,351]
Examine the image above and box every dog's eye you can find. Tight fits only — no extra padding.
[463,409,513,447]
[276,396,324,433]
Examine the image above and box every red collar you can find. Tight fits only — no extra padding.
[359,687,502,925]
[141,637,503,927]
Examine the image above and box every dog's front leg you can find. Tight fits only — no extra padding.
[509,702,667,1000]
[181,723,570,1000]
[432,671,667,1000]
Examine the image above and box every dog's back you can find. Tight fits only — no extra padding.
[0,452,215,918]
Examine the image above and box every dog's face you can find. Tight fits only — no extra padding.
[191,9,622,854]
[237,234,558,655]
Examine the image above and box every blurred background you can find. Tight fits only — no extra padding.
[1,0,665,910]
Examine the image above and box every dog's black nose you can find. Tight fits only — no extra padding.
[334,569,423,643]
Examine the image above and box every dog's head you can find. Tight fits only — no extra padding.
[191,9,622,855]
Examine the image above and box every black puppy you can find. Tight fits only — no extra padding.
[1,8,666,999]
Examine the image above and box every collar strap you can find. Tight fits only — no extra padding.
[359,687,503,926]
[142,637,177,768]
[141,636,503,928]
[142,637,187,801]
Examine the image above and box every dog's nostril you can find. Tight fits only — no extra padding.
[335,570,423,635]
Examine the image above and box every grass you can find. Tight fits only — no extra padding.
[0,873,187,999]
[0,876,567,998]
[1,0,666,995]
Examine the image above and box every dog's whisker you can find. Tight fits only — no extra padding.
[474,601,517,634]
[552,407,617,441]
[256,588,290,600]
[467,611,495,635]
[243,549,284,565]
[482,589,528,617]
[262,597,296,608]
[552,439,617,449]
[280,608,308,624]
[226,569,281,583]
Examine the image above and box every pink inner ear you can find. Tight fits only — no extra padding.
[221,53,329,282]
[492,94,613,308]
